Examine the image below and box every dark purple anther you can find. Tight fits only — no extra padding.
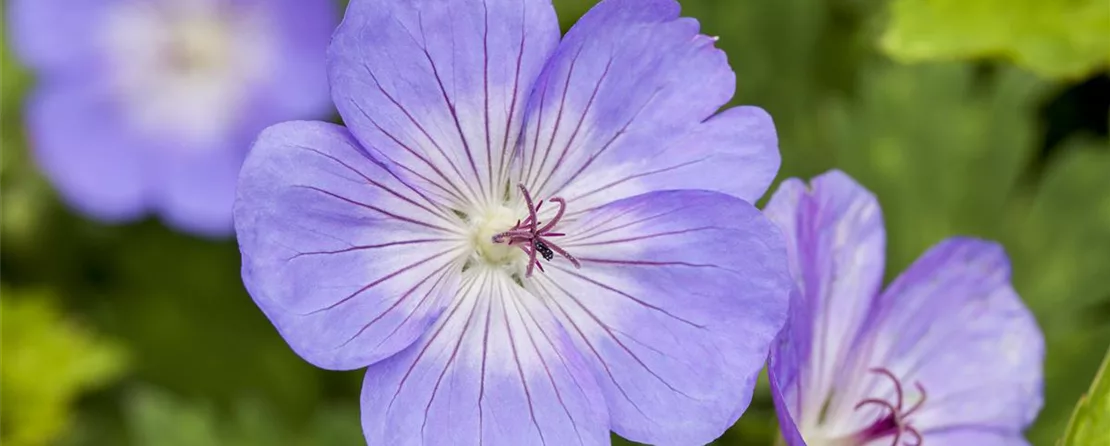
[492,184,581,277]
[848,368,927,446]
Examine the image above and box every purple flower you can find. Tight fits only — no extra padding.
[234,0,791,443]
[764,170,1044,446]
[9,0,336,235]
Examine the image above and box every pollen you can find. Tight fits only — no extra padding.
[469,205,527,267]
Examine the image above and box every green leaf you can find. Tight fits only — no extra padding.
[122,387,362,446]
[1008,140,1110,444]
[1060,345,1110,445]
[1,290,130,446]
[881,0,1110,79]
[822,62,1048,273]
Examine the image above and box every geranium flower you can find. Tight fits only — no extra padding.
[234,0,791,444]
[765,170,1044,446]
[9,0,336,235]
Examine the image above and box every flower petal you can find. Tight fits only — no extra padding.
[152,143,243,237]
[768,289,811,446]
[236,121,468,371]
[857,238,1044,434]
[26,83,149,222]
[530,190,791,444]
[360,268,609,446]
[516,0,778,210]
[328,0,560,207]
[921,428,1031,446]
[8,0,111,72]
[763,170,886,430]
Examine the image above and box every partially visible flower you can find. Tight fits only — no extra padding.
[8,0,336,235]
[765,170,1044,446]
[235,0,791,444]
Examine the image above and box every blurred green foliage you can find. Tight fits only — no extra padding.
[882,0,1110,80]
[2,0,1109,445]
[115,387,362,446]
[1,291,129,446]
[1061,346,1110,445]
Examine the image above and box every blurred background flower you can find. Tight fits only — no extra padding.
[6,0,336,235]
[1,0,1107,445]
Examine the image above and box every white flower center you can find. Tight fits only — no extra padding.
[468,204,527,268]
[99,0,275,150]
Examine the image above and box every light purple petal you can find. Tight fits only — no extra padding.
[328,0,560,206]
[26,82,149,222]
[919,428,1031,446]
[235,121,467,370]
[768,289,810,446]
[531,190,790,444]
[153,143,243,237]
[855,238,1043,436]
[8,0,113,72]
[516,0,777,211]
[763,170,886,432]
[254,0,337,121]
[360,268,609,446]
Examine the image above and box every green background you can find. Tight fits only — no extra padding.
[2,0,1108,444]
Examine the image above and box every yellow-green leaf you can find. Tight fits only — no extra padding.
[1,290,129,446]
[881,0,1110,79]
[1060,344,1110,445]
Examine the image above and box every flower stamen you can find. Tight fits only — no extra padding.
[492,184,581,277]
[847,368,927,446]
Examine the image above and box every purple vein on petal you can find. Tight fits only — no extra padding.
[510,298,587,445]
[347,97,470,204]
[576,258,742,276]
[540,276,701,401]
[500,289,548,446]
[552,266,704,329]
[388,275,480,414]
[495,0,529,196]
[523,67,551,184]
[530,281,652,421]
[288,238,448,261]
[547,87,664,196]
[418,285,484,443]
[481,0,493,198]
[569,158,709,203]
[334,261,456,350]
[295,145,456,224]
[570,226,719,248]
[566,202,698,241]
[534,55,613,195]
[371,264,456,352]
[412,15,484,201]
[294,185,453,232]
[478,276,495,446]
[306,248,457,315]
[526,46,582,186]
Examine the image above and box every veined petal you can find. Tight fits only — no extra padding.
[769,289,810,446]
[764,170,886,430]
[849,239,1043,436]
[329,0,560,208]
[26,82,149,222]
[920,428,1032,446]
[236,121,467,371]
[516,0,778,211]
[361,267,609,446]
[532,190,790,445]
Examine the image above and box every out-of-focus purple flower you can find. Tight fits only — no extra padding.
[9,0,336,235]
[234,0,791,443]
[765,170,1044,446]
